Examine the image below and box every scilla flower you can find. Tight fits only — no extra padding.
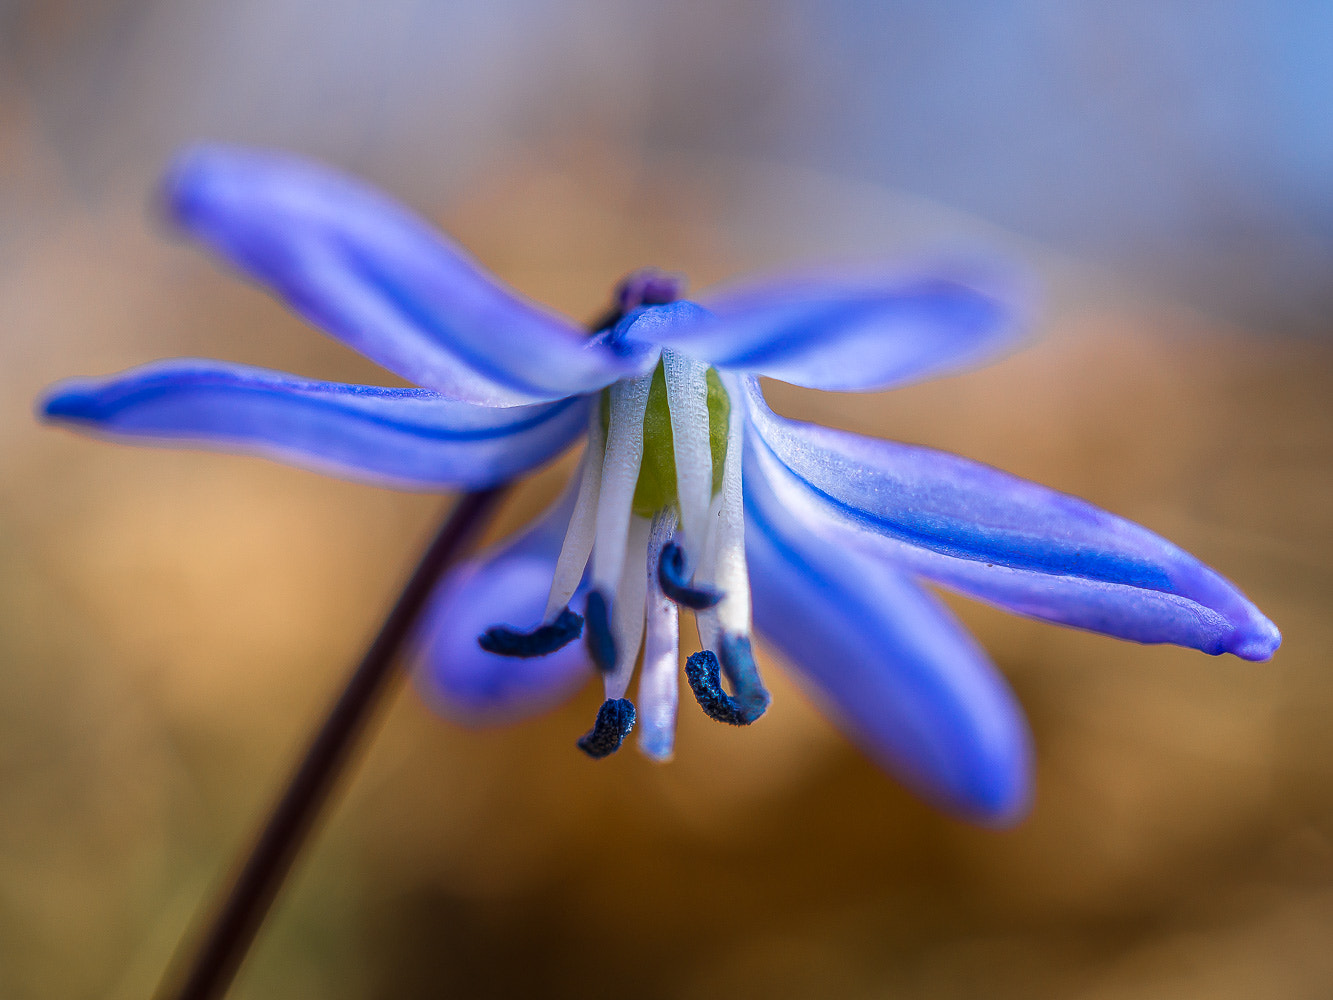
[41,147,1280,824]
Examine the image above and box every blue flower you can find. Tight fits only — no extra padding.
[40,146,1280,826]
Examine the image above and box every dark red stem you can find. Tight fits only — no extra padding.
[157,487,507,1000]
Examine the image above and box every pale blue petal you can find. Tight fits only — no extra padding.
[166,146,642,406]
[743,379,1281,660]
[745,459,1032,823]
[41,360,587,490]
[415,489,592,722]
[649,270,1021,392]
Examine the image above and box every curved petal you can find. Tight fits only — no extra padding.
[743,380,1281,661]
[650,270,1021,392]
[415,487,593,722]
[40,360,587,490]
[165,145,642,405]
[745,456,1032,824]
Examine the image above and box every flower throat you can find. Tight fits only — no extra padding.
[599,361,730,517]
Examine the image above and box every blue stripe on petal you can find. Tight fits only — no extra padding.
[651,270,1022,392]
[41,360,587,490]
[165,146,645,405]
[415,488,593,723]
[743,379,1280,661]
[744,459,1032,824]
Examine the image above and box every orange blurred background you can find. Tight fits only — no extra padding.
[2,4,1331,998]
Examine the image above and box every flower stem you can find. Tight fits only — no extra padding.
[156,486,508,1000]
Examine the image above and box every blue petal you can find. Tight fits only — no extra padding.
[650,269,1022,392]
[415,488,593,722]
[41,360,588,490]
[745,458,1032,824]
[743,380,1281,661]
[166,145,644,405]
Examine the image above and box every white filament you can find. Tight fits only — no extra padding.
[605,514,652,700]
[638,509,681,760]
[592,373,653,595]
[663,349,713,575]
[543,409,606,621]
[697,372,751,647]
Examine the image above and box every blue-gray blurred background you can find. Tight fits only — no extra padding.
[2,3,1331,998]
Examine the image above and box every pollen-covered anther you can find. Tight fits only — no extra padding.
[684,643,769,727]
[477,607,583,657]
[657,540,722,610]
[576,697,637,759]
[583,590,616,674]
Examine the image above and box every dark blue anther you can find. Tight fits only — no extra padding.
[577,698,636,759]
[684,650,747,725]
[477,607,583,657]
[719,633,771,722]
[657,541,722,610]
[685,638,769,726]
[584,590,616,674]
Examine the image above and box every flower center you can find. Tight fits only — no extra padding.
[479,293,770,761]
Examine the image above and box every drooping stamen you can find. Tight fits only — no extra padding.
[478,607,583,657]
[604,515,651,700]
[543,412,606,623]
[657,540,722,610]
[638,511,681,760]
[576,697,637,759]
[584,590,615,674]
[718,633,770,722]
[587,371,654,674]
[695,372,751,652]
[684,650,756,726]
[663,349,713,573]
[483,416,603,663]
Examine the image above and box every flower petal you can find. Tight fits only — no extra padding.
[166,145,642,405]
[743,380,1281,660]
[650,270,1021,392]
[415,488,593,722]
[745,455,1032,823]
[41,360,587,490]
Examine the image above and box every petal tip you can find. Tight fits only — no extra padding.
[37,380,96,424]
[160,144,232,226]
[1227,614,1282,662]
[933,703,1035,828]
[949,747,1034,828]
[160,143,276,234]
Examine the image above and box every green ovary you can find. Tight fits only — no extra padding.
[601,362,730,518]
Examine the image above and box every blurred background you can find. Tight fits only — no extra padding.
[2,2,1331,998]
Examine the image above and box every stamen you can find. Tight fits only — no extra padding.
[695,372,751,650]
[638,511,681,760]
[604,515,652,699]
[576,697,637,759]
[694,494,725,653]
[584,590,615,674]
[657,541,722,610]
[588,372,654,676]
[719,633,770,721]
[478,607,583,657]
[543,412,606,622]
[663,349,713,573]
[684,650,759,726]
